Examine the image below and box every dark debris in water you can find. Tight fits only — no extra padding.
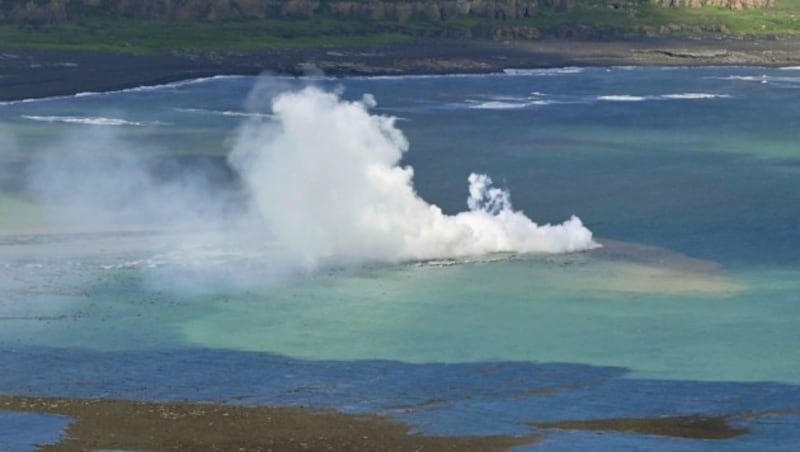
[0,315,67,321]
[531,414,747,439]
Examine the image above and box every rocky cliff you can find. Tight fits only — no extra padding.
[0,0,774,25]
[650,0,771,8]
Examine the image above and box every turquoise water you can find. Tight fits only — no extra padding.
[2,66,800,448]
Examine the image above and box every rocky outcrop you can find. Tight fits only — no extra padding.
[0,0,773,26]
[0,0,562,23]
[492,24,541,40]
[315,1,570,23]
[0,0,774,33]
[3,0,68,24]
[650,0,772,9]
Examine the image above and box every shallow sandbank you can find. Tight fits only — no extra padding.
[0,394,536,451]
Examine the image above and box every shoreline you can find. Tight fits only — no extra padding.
[3,37,800,101]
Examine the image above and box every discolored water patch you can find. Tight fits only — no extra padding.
[588,239,745,295]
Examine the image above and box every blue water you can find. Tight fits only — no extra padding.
[0,410,70,452]
[1,66,800,449]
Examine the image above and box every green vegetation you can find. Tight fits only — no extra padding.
[0,18,410,53]
[629,0,800,35]
[649,0,800,34]
[1,0,800,53]
[514,0,800,36]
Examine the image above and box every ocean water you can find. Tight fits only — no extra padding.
[1,66,800,449]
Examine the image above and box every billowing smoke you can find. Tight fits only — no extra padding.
[229,85,598,269]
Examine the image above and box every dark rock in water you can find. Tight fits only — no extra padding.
[531,414,748,439]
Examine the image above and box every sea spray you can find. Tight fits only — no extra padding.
[230,85,598,268]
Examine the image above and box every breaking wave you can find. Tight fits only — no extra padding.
[503,67,585,76]
[597,95,648,102]
[176,108,273,119]
[467,100,532,110]
[0,75,247,106]
[21,115,159,127]
[659,93,731,100]
[598,93,731,103]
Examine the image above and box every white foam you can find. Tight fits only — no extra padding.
[595,93,729,103]
[465,92,558,110]
[467,100,530,110]
[0,75,247,106]
[176,107,273,119]
[504,67,584,76]
[597,95,647,102]
[659,93,731,100]
[712,74,800,86]
[21,115,156,127]
[117,75,247,94]
[356,73,490,81]
[716,75,768,81]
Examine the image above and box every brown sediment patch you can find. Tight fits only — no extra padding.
[587,239,745,295]
[593,239,724,273]
[0,394,537,451]
[530,414,747,439]
[601,264,744,295]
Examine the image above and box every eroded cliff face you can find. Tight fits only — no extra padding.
[0,0,774,25]
[651,0,771,9]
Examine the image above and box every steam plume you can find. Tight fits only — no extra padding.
[230,85,598,268]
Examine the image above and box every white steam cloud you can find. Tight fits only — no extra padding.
[26,127,234,231]
[230,85,598,268]
[5,79,597,281]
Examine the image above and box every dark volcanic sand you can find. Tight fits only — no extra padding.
[0,395,768,449]
[3,37,800,101]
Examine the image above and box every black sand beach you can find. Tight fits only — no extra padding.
[2,37,800,101]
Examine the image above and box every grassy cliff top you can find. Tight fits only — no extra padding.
[0,0,799,53]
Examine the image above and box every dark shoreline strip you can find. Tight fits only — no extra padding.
[0,394,537,451]
[3,37,800,102]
